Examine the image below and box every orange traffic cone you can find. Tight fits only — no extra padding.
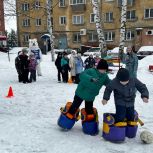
[68,73,73,84]
[6,86,14,98]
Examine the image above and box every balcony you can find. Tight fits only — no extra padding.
[71,4,86,12]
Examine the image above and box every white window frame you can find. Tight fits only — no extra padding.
[90,13,96,23]
[105,12,113,22]
[125,30,135,40]
[36,18,41,26]
[104,31,115,41]
[69,0,86,5]
[22,18,30,27]
[34,1,40,9]
[127,10,136,20]
[73,33,81,43]
[144,8,153,19]
[59,0,66,7]
[59,16,66,25]
[72,15,84,24]
[23,34,31,42]
[22,3,29,11]
[88,32,98,42]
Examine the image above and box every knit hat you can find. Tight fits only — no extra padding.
[22,48,28,53]
[116,68,130,81]
[97,59,108,70]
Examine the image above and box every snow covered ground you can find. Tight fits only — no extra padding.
[0,50,153,153]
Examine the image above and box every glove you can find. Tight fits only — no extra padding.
[91,78,99,82]
[62,69,65,73]
[142,97,148,103]
[102,99,107,105]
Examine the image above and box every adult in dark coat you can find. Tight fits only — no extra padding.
[55,52,63,82]
[15,51,22,82]
[102,68,149,123]
[18,48,30,83]
[84,54,95,69]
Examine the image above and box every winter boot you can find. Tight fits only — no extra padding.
[126,111,142,138]
[102,113,127,142]
[81,108,99,135]
[57,102,80,130]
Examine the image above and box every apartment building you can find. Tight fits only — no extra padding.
[0,0,5,35]
[16,0,153,52]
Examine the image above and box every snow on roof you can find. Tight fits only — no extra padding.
[138,46,153,52]
[108,47,127,54]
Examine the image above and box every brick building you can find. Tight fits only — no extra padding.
[16,0,153,52]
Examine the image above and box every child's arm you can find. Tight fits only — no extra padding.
[135,78,149,102]
[102,82,113,105]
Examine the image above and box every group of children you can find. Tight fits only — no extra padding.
[57,58,149,141]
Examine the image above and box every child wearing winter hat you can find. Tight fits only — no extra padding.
[102,68,149,123]
[28,53,37,82]
[58,59,111,133]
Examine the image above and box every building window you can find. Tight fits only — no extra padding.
[59,0,65,7]
[73,33,81,43]
[125,31,134,40]
[22,3,30,11]
[72,15,84,24]
[23,34,31,42]
[104,31,115,41]
[118,0,135,6]
[127,10,136,20]
[90,13,95,23]
[59,16,66,25]
[145,8,153,19]
[70,0,86,5]
[88,32,98,42]
[22,19,30,26]
[36,18,41,26]
[105,12,113,22]
[34,1,40,9]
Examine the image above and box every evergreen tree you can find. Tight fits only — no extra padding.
[7,29,18,47]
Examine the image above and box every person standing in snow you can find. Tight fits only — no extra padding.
[18,48,30,83]
[15,51,22,82]
[75,53,84,84]
[59,59,110,131]
[61,52,70,83]
[29,39,42,76]
[84,54,95,70]
[28,53,37,83]
[102,68,149,123]
[123,45,138,78]
[55,52,63,82]
[69,50,77,83]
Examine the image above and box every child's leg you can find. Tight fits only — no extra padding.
[85,101,94,114]
[33,70,36,81]
[68,95,83,115]
[115,105,126,123]
[57,69,61,81]
[126,106,135,121]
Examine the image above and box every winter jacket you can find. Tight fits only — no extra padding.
[55,56,62,70]
[18,54,29,71]
[103,78,149,107]
[69,55,76,76]
[75,57,84,74]
[15,56,22,74]
[29,58,37,71]
[61,57,70,71]
[75,68,110,101]
[84,57,95,69]
[123,53,138,78]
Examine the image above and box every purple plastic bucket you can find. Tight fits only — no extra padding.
[126,125,138,138]
[57,113,75,130]
[103,126,126,142]
[82,121,99,135]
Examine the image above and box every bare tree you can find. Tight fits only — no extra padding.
[119,0,127,61]
[91,0,107,58]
